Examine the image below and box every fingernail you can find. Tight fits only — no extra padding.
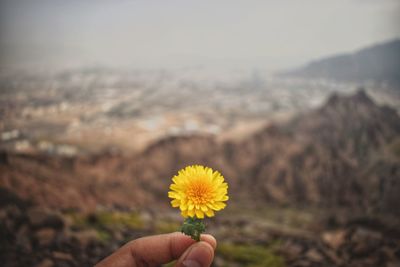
[182,259,201,267]
[181,242,213,267]
[182,245,202,267]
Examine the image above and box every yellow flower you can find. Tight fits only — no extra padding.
[168,165,229,219]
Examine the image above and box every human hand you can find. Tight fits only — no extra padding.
[95,232,216,267]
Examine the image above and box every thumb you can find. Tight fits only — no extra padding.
[175,241,214,267]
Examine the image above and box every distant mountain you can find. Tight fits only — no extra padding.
[1,91,400,214]
[281,39,400,87]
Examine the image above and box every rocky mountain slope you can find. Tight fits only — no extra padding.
[1,90,399,215]
[230,90,400,212]
[281,39,400,87]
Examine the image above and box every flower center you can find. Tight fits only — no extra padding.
[186,179,212,204]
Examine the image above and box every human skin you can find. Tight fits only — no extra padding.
[95,232,216,267]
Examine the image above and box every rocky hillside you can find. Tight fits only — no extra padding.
[231,90,400,212]
[1,90,399,215]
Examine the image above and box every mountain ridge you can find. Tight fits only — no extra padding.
[281,39,400,87]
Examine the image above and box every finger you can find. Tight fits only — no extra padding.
[95,232,192,267]
[95,232,216,267]
[175,241,214,267]
[130,232,196,265]
[130,232,216,265]
[200,234,217,250]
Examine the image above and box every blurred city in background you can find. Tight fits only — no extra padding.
[1,1,400,266]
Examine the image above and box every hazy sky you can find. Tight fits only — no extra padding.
[1,0,399,71]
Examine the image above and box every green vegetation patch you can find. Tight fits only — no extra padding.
[67,210,144,230]
[94,211,144,229]
[154,220,181,234]
[96,229,112,242]
[217,242,285,267]
[65,210,145,243]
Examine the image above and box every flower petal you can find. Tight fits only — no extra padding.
[195,209,204,219]
[205,209,215,217]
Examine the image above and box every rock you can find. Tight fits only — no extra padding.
[213,257,227,267]
[350,256,380,267]
[5,204,22,219]
[35,259,54,267]
[387,262,400,267]
[381,246,398,261]
[27,208,64,230]
[16,225,32,253]
[322,248,342,265]
[351,227,382,243]
[395,248,400,259]
[352,242,377,257]
[321,229,346,250]
[305,248,324,262]
[292,259,312,267]
[68,229,99,248]
[280,241,304,260]
[111,230,123,241]
[139,210,153,224]
[52,251,74,261]
[35,228,56,246]
[0,208,8,221]
[1,205,22,231]
[350,227,382,257]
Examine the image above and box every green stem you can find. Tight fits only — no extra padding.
[180,217,206,241]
